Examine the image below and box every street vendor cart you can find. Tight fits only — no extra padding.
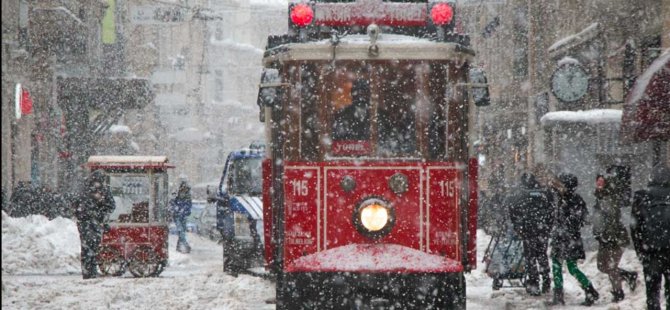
[87,155,174,277]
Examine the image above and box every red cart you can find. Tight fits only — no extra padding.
[87,156,174,277]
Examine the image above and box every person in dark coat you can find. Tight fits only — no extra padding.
[1,188,7,213]
[332,79,370,141]
[170,181,192,253]
[504,172,554,296]
[592,173,638,302]
[73,170,116,279]
[549,173,599,306]
[630,166,670,310]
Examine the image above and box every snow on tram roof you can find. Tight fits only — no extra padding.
[87,155,170,165]
[324,34,430,44]
[264,34,473,62]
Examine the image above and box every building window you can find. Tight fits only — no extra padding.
[215,23,223,41]
[18,0,29,48]
[214,70,224,102]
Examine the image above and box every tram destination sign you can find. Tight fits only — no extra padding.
[311,0,427,27]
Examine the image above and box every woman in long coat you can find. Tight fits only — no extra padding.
[549,173,599,305]
[592,173,638,302]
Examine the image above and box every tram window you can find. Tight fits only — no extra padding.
[427,63,448,159]
[377,67,417,156]
[331,72,371,142]
[301,64,320,160]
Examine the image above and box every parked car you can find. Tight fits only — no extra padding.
[196,201,219,241]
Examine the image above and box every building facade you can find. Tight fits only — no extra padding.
[199,0,284,184]
[2,0,153,198]
[461,0,668,197]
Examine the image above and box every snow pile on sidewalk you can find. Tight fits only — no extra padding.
[1,211,81,275]
[1,212,275,309]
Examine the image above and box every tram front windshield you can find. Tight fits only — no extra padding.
[318,61,446,159]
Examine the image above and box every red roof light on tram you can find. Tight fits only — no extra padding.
[290,4,314,27]
[430,3,454,26]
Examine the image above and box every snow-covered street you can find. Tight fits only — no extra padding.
[1,212,657,309]
[2,212,274,309]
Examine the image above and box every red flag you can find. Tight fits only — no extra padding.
[21,88,33,115]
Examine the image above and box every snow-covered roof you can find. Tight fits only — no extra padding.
[548,22,600,56]
[87,155,169,164]
[540,109,622,127]
[626,49,670,106]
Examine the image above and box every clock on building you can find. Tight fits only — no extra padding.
[550,63,590,103]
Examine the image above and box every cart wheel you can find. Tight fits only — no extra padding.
[492,278,503,290]
[97,246,126,276]
[128,245,162,277]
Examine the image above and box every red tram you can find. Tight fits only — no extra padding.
[87,156,174,278]
[257,1,489,308]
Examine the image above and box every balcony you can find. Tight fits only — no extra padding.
[57,77,154,110]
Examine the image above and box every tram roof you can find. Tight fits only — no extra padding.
[86,155,174,169]
[263,34,474,64]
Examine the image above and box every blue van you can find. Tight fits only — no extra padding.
[214,144,265,273]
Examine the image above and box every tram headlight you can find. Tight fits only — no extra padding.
[361,204,388,231]
[353,198,395,239]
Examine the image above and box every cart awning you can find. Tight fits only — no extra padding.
[230,195,263,220]
[87,155,174,169]
[621,49,670,144]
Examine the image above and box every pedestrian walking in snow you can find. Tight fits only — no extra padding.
[170,180,192,253]
[592,172,638,302]
[73,170,116,279]
[548,173,599,306]
[504,172,555,296]
[630,165,670,310]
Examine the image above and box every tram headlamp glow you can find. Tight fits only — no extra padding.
[360,203,389,232]
[353,198,395,239]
